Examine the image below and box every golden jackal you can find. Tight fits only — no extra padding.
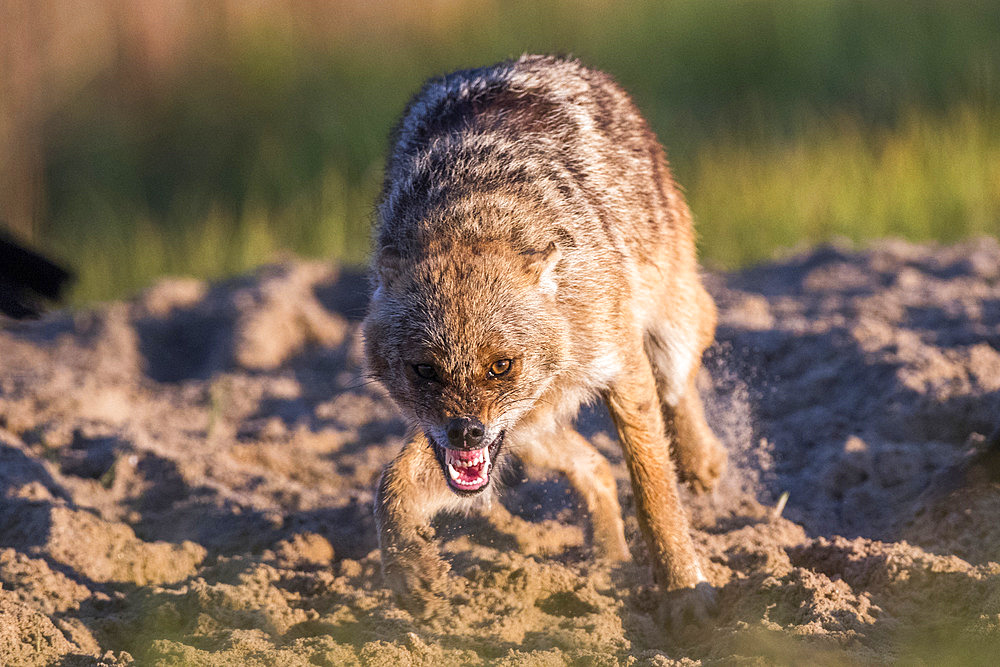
[364,55,726,624]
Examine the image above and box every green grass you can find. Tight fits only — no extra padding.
[689,104,1000,268]
[12,0,1000,302]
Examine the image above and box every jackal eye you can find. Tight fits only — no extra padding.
[413,364,438,380]
[487,359,512,378]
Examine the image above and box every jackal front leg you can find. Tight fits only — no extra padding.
[375,433,453,613]
[604,350,716,627]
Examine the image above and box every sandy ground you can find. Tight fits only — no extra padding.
[1,239,999,666]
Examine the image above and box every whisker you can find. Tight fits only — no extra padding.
[340,378,384,391]
[495,395,555,410]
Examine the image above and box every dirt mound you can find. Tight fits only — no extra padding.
[1,242,998,664]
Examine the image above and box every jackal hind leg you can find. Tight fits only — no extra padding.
[604,346,716,626]
[515,426,629,562]
[664,374,726,493]
[375,434,454,613]
[646,310,726,493]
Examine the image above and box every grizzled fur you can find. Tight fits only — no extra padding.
[363,55,726,625]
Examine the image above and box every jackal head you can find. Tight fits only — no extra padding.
[363,239,564,495]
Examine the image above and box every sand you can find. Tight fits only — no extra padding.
[1,239,998,665]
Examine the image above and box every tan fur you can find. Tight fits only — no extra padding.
[364,55,726,625]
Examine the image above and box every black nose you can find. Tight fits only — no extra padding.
[446,417,485,448]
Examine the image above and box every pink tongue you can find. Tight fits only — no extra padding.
[456,462,484,484]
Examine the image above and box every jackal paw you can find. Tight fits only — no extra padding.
[660,581,717,631]
[677,438,727,494]
[382,548,450,616]
[592,525,631,563]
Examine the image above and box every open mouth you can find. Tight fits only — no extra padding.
[432,432,504,495]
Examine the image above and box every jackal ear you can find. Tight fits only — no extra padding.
[521,242,560,293]
[374,246,402,290]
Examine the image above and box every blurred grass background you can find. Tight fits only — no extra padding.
[2,0,999,303]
